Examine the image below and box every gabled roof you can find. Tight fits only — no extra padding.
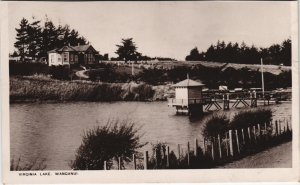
[72,45,92,52]
[173,79,205,87]
[57,46,76,52]
[48,45,98,53]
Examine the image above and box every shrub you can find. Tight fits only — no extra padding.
[132,84,155,101]
[202,114,230,138]
[49,65,71,80]
[10,157,46,171]
[70,120,145,170]
[230,108,273,129]
[9,61,49,76]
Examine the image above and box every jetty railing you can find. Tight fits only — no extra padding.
[103,117,292,170]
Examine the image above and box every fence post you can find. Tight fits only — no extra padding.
[144,151,148,170]
[118,157,121,170]
[225,132,229,157]
[104,161,107,170]
[218,134,222,159]
[247,127,251,142]
[203,139,206,155]
[253,125,256,141]
[257,124,261,139]
[235,130,240,154]
[229,130,234,156]
[241,129,245,144]
[211,138,215,160]
[275,120,278,136]
[177,144,181,158]
[133,154,136,170]
[194,138,198,156]
[279,120,282,135]
[187,142,190,166]
[166,146,170,168]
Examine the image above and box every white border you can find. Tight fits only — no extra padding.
[1,1,299,183]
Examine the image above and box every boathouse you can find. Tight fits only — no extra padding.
[168,78,205,116]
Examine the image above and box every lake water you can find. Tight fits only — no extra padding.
[10,101,291,170]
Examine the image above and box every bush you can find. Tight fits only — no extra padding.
[49,65,71,80]
[70,120,145,170]
[9,61,49,76]
[202,114,230,138]
[10,157,46,171]
[230,108,272,129]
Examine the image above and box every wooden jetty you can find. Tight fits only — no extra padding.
[168,78,290,117]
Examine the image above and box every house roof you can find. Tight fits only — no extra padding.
[173,78,205,87]
[48,45,98,53]
[72,45,92,52]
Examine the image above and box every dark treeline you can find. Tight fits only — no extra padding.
[186,39,291,66]
[13,16,89,61]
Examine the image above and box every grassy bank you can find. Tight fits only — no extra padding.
[10,76,172,103]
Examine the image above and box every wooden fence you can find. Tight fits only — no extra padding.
[103,117,292,170]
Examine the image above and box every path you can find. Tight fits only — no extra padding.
[218,142,292,168]
[75,69,89,79]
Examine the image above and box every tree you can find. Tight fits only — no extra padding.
[115,38,139,63]
[14,18,30,61]
[70,120,145,170]
[27,17,42,60]
[185,47,202,61]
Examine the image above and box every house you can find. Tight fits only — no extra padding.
[168,77,205,116]
[48,44,99,66]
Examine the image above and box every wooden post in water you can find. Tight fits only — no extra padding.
[218,134,222,159]
[194,138,198,156]
[235,130,240,154]
[187,142,190,166]
[118,157,121,170]
[133,154,136,170]
[166,146,170,168]
[241,129,245,144]
[104,161,107,170]
[229,130,234,156]
[144,151,148,170]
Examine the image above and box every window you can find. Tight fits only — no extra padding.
[63,53,68,63]
[50,55,54,63]
[70,54,73,62]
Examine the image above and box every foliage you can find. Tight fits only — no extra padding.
[49,65,71,80]
[14,16,88,61]
[9,61,49,76]
[202,114,230,138]
[186,39,292,66]
[10,157,47,171]
[115,38,140,63]
[70,120,145,170]
[230,108,273,129]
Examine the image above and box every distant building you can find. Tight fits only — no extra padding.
[47,44,99,66]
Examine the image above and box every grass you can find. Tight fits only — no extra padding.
[10,157,46,171]
[10,76,158,103]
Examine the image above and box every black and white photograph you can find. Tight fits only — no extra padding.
[1,1,299,183]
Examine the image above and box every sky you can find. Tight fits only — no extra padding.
[8,1,293,60]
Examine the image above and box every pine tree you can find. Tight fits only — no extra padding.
[14,18,30,61]
[27,17,42,60]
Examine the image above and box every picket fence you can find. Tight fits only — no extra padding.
[103,117,292,170]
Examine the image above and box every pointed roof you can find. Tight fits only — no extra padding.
[173,78,205,87]
[72,45,95,52]
[57,46,76,52]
